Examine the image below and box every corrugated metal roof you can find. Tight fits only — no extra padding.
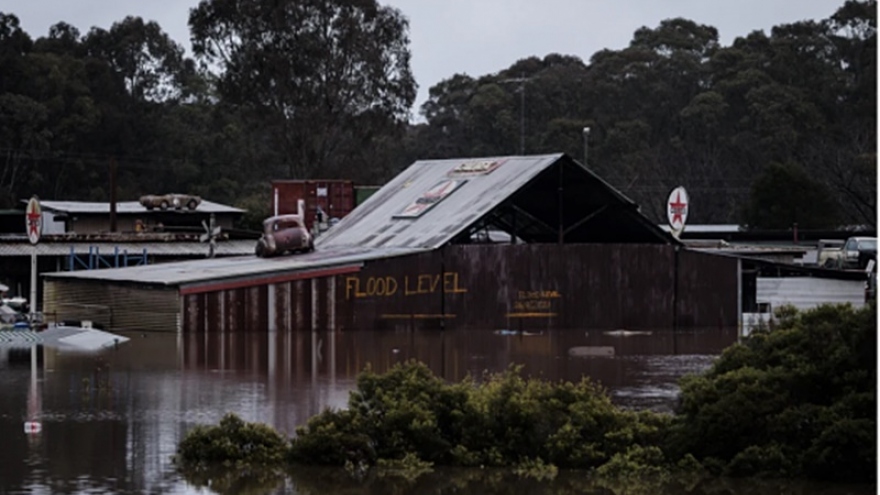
[317,154,565,250]
[42,246,425,286]
[0,240,255,257]
[660,224,741,233]
[33,200,245,214]
[757,277,866,311]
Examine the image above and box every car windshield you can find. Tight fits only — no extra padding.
[858,239,876,250]
[264,217,303,233]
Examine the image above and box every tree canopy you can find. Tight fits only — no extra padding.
[0,0,874,229]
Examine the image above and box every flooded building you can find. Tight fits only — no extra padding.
[42,154,740,333]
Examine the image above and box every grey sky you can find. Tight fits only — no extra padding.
[10,0,844,118]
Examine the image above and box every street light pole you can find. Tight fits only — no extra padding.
[518,81,525,155]
[583,126,591,168]
[499,74,528,155]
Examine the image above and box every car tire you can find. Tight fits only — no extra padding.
[823,258,836,269]
[187,199,198,210]
[255,240,269,258]
[160,201,169,211]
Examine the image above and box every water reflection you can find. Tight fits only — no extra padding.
[180,465,876,495]
[0,326,763,495]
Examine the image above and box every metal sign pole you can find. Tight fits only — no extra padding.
[30,249,37,317]
[26,196,42,321]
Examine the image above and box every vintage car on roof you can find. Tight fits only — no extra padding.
[139,193,201,211]
[255,214,314,258]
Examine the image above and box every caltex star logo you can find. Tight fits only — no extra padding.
[668,191,687,227]
[27,210,40,237]
[26,196,42,244]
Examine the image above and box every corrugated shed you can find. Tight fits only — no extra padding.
[756,277,866,310]
[317,153,674,250]
[42,246,424,286]
[316,154,558,249]
[0,240,255,257]
[44,279,179,332]
[36,199,244,214]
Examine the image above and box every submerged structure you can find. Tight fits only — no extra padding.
[42,154,739,333]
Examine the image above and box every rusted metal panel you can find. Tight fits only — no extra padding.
[176,244,736,333]
[183,293,205,333]
[337,244,736,331]
[676,248,739,328]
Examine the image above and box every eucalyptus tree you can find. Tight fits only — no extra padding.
[83,16,189,103]
[585,18,721,221]
[189,0,416,180]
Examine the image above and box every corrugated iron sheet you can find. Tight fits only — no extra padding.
[317,153,673,250]
[334,244,696,331]
[36,199,244,214]
[49,244,739,333]
[43,245,424,286]
[0,240,255,257]
[317,154,564,250]
[337,245,737,331]
[174,245,733,333]
[757,277,866,310]
[44,279,179,332]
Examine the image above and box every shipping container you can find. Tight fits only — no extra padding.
[354,185,381,206]
[271,180,355,232]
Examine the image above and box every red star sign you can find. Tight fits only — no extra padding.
[27,210,41,237]
[669,191,687,227]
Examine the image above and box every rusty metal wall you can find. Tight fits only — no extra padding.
[179,244,738,333]
[675,248,739,329]
[339,245,682,331]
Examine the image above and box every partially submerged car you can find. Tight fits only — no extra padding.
[255,214,314,258]
[140,193,201,211]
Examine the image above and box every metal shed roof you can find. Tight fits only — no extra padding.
[34,200,244,214]
[318,153,673,249]
[0,240,255,257]
[42,246,424,287]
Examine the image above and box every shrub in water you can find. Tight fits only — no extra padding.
[177,413,289,466]
[291,361,669,471]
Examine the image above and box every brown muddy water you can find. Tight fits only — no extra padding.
[0,327,873,494]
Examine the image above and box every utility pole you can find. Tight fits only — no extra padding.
[499,74,529,155]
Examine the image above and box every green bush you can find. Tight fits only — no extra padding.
[290,360,670,472]
[669,302,876,482]
[176,413,290,467]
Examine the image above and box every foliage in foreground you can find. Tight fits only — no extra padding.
[176,413,289,468]
[289,361,671,471]
[668,302,876,482]
[176,303,876,484]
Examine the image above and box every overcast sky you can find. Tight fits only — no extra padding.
[10,0,844,118]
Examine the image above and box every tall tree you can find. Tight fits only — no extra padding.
[84,17,189,103]
[189,0,416,179]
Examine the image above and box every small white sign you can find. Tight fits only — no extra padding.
[24,421,42,434]
[317,187,328,197]
[666,186,689,234]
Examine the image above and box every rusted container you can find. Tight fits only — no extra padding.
[271,180,355,232]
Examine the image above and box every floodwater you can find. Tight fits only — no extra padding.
[0,327,871,495]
